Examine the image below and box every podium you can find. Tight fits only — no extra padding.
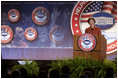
[73,34,107,61]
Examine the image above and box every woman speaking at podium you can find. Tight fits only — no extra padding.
[85,17,101,36]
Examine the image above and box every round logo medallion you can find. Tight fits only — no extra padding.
[8,9,20,22]
[32,7,50,25]
[78,33,96,52]
[92,12,115,30]
[49,25,67,44]
[1,25,13,44]
[25,27,37,41]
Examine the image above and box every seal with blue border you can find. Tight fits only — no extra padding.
[1,25,13,44]
[32,7,50,25]
[49,25,67,44]
[78,33,96,52]
[8,9,20,22]
[25,27,37,41]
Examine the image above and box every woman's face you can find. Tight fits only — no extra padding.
[89,19,95,27]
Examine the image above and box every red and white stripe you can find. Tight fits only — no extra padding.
[81,1,116,22]
[81,11,100,22]
[102,2,113,14]
[112,5,117,21]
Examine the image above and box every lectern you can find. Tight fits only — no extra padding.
[73,34,106,61]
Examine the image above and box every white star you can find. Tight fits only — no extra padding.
[76,30,79,33]
[75,24,78,27]
[90,9,92,11]
[101,2,103,4]
[86,10,88,12]
[75,17,77,21]
[91,5,93,7]
[100,6,102,8]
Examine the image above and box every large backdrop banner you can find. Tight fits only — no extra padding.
[1,1,117,60]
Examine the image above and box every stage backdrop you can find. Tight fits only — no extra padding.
[1,1,117,60]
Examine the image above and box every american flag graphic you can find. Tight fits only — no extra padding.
[81,1,117,22]
[112,4,117,21]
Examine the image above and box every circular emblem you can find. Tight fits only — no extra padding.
[71,1,117,54]
[32,7,50,25]
[25,27,37,41]
[92,12,115,30]
[49,25,67,44]
[8,9,20,22]
[78,33,96,52]
[1,25,13,44]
